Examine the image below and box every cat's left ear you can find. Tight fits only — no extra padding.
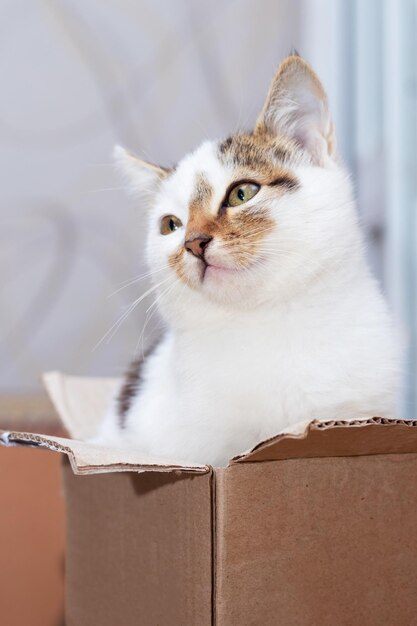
[255,54,336,166]
[113,145,169,197]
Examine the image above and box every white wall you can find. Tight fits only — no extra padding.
[0,0,301,391]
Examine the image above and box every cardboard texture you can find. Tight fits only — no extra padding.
[215,456,417,625]
[2,372,417,625]
[64,465,213,626]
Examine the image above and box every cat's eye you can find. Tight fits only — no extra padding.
[160,215,183,235]
[226,182,260,207]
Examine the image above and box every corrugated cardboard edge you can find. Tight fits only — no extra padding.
[232,417,417,463]
[0,430,210,475]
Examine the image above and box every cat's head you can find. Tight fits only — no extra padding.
[116,54,359,322]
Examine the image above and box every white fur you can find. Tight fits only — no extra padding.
[95,138,400,467]
[95,58,400,466]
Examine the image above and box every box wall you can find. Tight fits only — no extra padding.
[215,454,417,626]
[63,464,213,626]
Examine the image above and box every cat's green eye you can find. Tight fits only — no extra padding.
[160,215,183,235]
[226,182,260,207]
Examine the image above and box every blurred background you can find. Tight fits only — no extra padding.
[0,1,416,625]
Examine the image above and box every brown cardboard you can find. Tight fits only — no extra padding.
[234,416,417,462]
[0,430,209,475]
[2,372,417,625]
[64,464,213,626]
[215,456,417,626]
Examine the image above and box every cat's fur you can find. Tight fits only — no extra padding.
[94,54,400,466]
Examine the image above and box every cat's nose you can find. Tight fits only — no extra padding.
[185,235,213,259]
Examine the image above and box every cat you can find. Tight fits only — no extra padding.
[93,53,400,467]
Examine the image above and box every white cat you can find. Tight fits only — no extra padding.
[94,53,400,466]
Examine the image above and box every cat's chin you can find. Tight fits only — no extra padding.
[199,263,252,305]
[182,259,260,305]
[201,263,248,293]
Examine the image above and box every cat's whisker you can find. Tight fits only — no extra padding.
[94,276,173,350]
[220,245,287,258]
[218,232,279,249]
[224,224,277,240]
[145,279,178,316]
[87,186,131,193]
[138,278,187,357]
[108,265,170,298]
[232,233,311,246]
[136,278,179,356]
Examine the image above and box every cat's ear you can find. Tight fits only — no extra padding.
[255,54,336,166]
[113,145,169,197]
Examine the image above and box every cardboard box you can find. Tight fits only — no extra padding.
[2,372,417,625]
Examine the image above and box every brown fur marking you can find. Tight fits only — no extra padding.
[186,173,214,238]
[169,246,193,286]
[117,340,161,427]
[218,132,303,177]
[191,174,213,206]
[220,207,275,266]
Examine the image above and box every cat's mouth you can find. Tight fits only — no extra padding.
[201,261,243,282]
[185,252,256,287]
[205,264,234,276]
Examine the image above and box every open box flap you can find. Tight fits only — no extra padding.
[42,371,120,440]
[232,417,417,463]
[4,371,209,474]
[0,430,209,475]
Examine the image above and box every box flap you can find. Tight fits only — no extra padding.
[232,417,417,463]
[42,371,119,439]
[0,430,209,475]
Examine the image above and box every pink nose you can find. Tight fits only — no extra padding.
[184,235,212,259]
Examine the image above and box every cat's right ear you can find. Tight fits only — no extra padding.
[254,54,336,166]
[113,145,169,197]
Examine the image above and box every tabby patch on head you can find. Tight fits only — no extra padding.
[114,53,339,308]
